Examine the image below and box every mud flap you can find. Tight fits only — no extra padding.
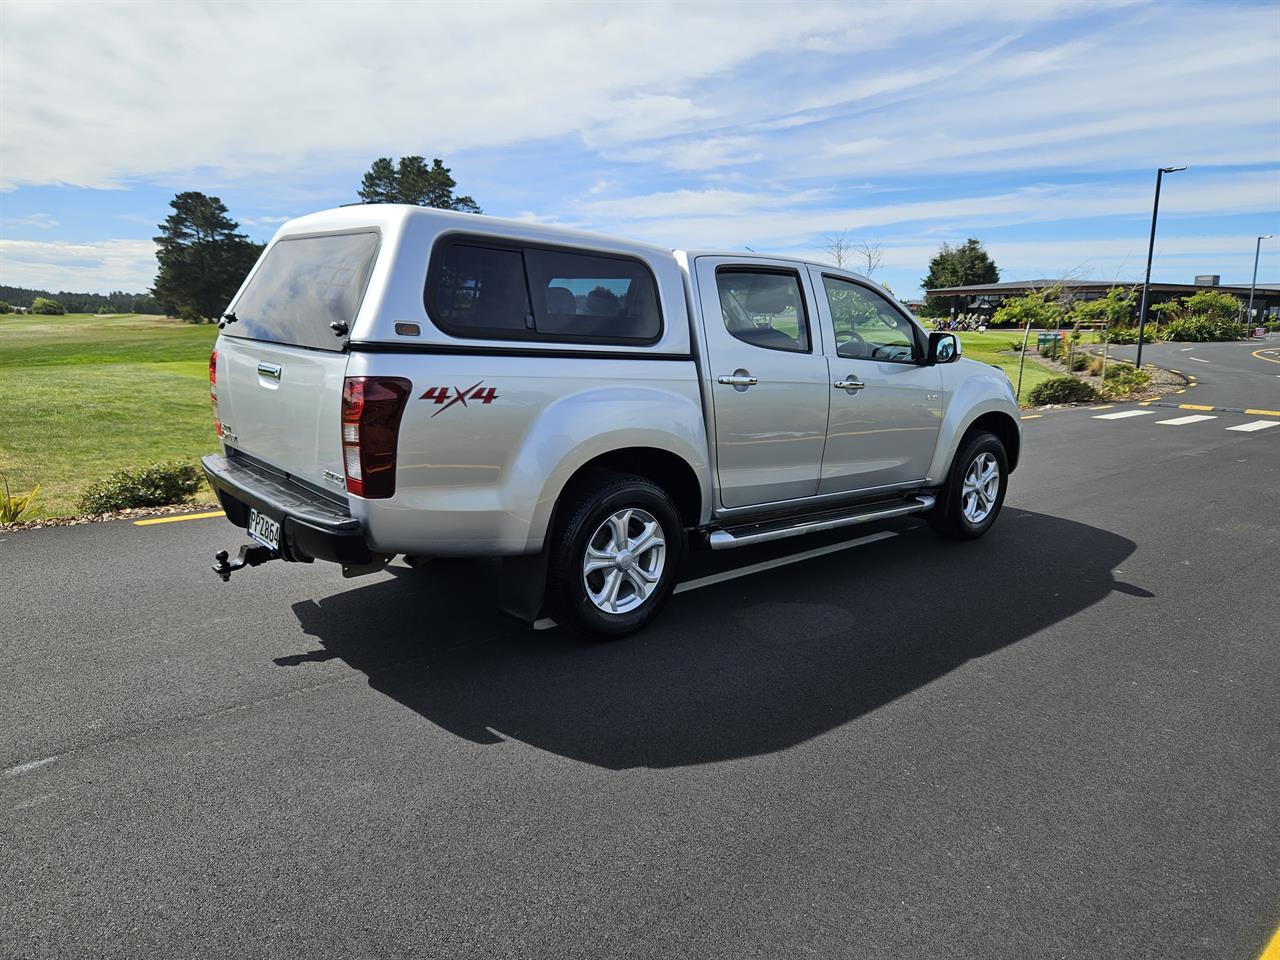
[496,551,549,625]
[341,553,394,578]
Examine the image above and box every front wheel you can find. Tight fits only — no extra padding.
[927,431,1009,540]
[547,472,685,637]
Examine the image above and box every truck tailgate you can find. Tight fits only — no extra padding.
[217,337,349,491]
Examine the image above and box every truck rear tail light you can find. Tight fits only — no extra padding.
[341,376,411,498]
[209,348,222,437]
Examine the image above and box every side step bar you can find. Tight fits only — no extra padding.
[708,494,935,550]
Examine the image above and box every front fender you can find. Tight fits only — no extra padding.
[927,360,1022,481]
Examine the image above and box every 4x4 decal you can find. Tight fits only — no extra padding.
[421,380,499,416]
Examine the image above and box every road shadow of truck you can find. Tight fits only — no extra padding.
[283,509,1141,769]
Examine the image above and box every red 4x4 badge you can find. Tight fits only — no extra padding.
[420,381,500,417]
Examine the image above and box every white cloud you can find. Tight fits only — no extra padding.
[0,212,59,229]
[0,239,157,292]
[0,0,1118,189]
[568,171,1280,250]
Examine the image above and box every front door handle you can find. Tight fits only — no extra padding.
[718,373,758,387]
[833,377,865,393]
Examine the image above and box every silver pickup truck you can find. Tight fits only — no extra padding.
[203,205,1020,635]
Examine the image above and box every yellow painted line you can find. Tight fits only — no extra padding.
[1252,348,1280,365]
[1259,924,1280,960]
[1175,389,1186,394]
[1091,404,1114,410]
[133,510,225,526]
[1178,404,1214,411]
[1169,369,1181,374]
[1020,414,1042,420]
[1245,408,1280,418]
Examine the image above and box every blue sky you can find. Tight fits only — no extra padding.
[1,0,1277,297]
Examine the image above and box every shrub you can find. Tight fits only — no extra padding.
[1103,326,1141,344]
[1066,352,1089,372]
[1162,314,1238,342]
[1,475,40,524]
[30,296,65,315]
[1102,368,1152,399]
[1026,376,1099,405]
[0,301,12,314]
[1086,356,1106,376]
[78,461,202,514]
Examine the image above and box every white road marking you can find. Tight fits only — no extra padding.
[1180,347,1194,351]
[1093,410,1155,420]
[1188,356,1210,363]
[1157,415,1217,425]
[674,530,900,594]
[5,756,57,777]
[1226,420,1280,433]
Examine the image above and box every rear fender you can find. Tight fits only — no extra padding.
[525,386,711,549]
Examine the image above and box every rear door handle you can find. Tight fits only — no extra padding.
[718,374,758,387]
[257,362,282,381]
[833,378,865,392]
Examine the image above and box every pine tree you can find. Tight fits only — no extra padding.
[357,156,482,213]
[152,192,263,322]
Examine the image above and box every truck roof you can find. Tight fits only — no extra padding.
[275,204,679,263]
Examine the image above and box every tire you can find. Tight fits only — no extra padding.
[926,430,1009,540]
[547,472,685,638]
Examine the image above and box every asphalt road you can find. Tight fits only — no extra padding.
[1106,337,1280,412]
[3,399,1278,959]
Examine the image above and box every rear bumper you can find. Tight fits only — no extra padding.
[201,453,372,565]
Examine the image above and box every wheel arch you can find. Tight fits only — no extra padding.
[558,447,704,527]
[965,411,1021,472]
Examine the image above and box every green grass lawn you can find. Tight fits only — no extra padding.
[0,313,1071,519]
[953,329,1064,402]
[0,313,219,518]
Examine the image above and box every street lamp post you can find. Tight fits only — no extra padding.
[1247,235,1272,338]
[1135,166,1186,370]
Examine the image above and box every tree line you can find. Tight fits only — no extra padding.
[0,285,159,315]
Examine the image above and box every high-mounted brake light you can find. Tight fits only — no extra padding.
[341,376,411,498]
[209,348,222,437]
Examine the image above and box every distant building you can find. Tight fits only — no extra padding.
[923,277,1280,324]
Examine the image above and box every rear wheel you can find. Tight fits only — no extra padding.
[547,472,685,637]
[927,431,1008,540]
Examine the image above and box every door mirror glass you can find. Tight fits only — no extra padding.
[929,331,961,364]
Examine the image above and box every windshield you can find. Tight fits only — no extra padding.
[225,231,379,352]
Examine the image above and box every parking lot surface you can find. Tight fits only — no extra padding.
[3,344,1278,959]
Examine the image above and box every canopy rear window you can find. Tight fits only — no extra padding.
[226,231,379,351]
[426,236,662,344]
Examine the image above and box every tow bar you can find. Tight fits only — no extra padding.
[212,544,278,582]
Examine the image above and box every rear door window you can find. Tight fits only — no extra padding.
[426,237,662,344]
[227,232,379,352]
[716,269,811,353]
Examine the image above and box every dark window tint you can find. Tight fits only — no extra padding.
[428,243,533,335]
[227,232,379,352]
[716,269,810,353]
[524,248,660,342]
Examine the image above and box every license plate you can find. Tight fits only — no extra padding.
[247,508,281,551]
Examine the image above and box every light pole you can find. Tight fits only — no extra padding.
[1247,235,1272,337]
[1135,165,1186,370]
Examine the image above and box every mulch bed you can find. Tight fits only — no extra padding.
[2,501,222,533]
[1030,347,1187,403]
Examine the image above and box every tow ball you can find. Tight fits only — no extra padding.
[212,544,278,582]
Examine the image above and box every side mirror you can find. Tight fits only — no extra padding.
[928,331,961,364]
